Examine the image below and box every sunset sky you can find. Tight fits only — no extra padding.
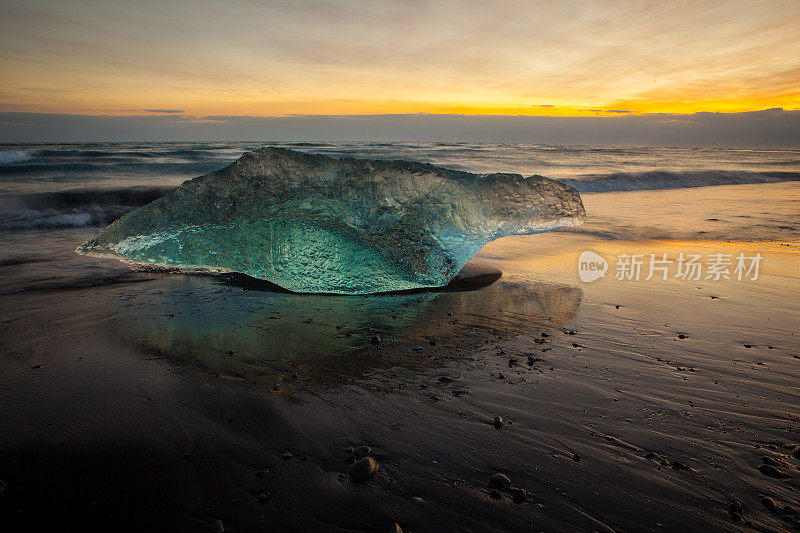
[2,0,799,118]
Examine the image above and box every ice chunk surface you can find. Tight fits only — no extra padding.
[77,148,585,294]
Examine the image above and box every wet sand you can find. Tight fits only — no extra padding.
[1,184,799,532]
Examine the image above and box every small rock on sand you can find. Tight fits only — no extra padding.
[281,452,293,460]
[512,488,527,503]
[493,416,503,429]
[370,335,381,345]
[762,497,776,512]
[572,454,581,462]
[348,457,379,481]
[354,445,371,458]
[211,519,225,532]
[410,496,425,506]
[758,464,790,478]
[258,492,270,505]
[390,523,403,533]
[791,445,800,460]
[489,473,510,489]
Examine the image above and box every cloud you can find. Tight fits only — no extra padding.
[145,109,184,114]
[0,109,797,148]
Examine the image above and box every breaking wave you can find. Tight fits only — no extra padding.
[0,150,33,164]
[563,170,800,193]
[0,187,170,231]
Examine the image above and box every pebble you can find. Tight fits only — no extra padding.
[758,464,789,478]
[390,523,403,533]
[671,460,691,470]
[348,457,378,481]
[354,446,371,459]
[255,469,267,478]
[370,335,381,345]
[258,492,270,505]
[493,416,503,429]
[762,497,776,512]
[677,334,688,339]
[512,488,527,503]
[792,445,800,460]
[410,496,425,506]
[728,502,743,514]
[572,454,581,462]
[211,519,225,532]
[489,473,510,489]
[281,452,293,460]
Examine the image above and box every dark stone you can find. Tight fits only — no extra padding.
[258,492,271,505]
[493,416,503,429]
[354,446,371,459]
[370,335,381,344]
[762,497,776,512]
[572,454,581,462]
[512,488,527,503]
[489,473,511,489]
[281,452,293,460]
[758,464,789,478]
[671,460,691,470]
[348,457,379,481]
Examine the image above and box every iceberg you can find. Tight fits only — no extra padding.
[77,147,585,294]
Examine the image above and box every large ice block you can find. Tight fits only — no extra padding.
[77,147,585,293]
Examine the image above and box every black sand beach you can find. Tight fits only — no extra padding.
[2,180,799,532]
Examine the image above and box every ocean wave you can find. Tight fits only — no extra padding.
[0,150,33,164]
[562,170,800,192]
[0,187,170,231]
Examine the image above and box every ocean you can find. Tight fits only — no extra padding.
[1,141,798,232]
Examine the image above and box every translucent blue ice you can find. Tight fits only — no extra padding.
[77,148,585,294]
